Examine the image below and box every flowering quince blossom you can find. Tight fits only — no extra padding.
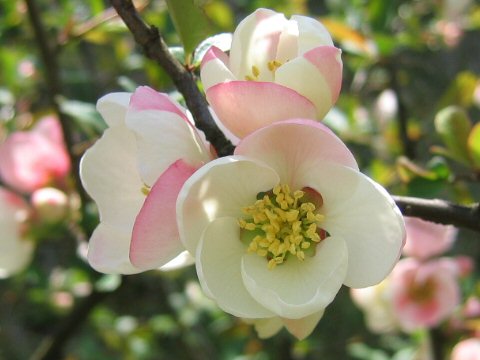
[402,217,457,259]
[0,116,71,193]
[0,188,34,278]
[80,86,213,274]
[200,8,342,138]
[176,120,405,339]
[390,257,461,331]
[451,338,480,360]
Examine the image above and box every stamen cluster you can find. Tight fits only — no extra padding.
[239,184,325,269]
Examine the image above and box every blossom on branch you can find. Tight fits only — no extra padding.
[0,116,70,193]
[80,87,213,274]
[177,120,405,339]
[201,8,342,138]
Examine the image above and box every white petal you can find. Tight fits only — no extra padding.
[159,251,195,272]
[282,310,324,340]
[200,47,236,91]
[87,223,141,274]
[300,162,405,288]
[126,109,210,186]
[80,126,144,233]
[96,92,132,127]
[230,8,286,80]
[249,317,284,338]
[291,15,334,52]
[0,191,33,278]
[177,156,279,254]
[242,236,348,319]
[275,55,333,119]
[196,217,274,318]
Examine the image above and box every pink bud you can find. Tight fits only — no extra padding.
[31,187,68,223]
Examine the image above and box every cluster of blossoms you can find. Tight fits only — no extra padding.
[0,116,71,277]
[78,8,407,339]
[351,217,477,354]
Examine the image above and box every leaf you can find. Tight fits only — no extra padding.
[468,123,480,169]
[434,106,471,165]
[165,0,214,62]
[58,97,106,136]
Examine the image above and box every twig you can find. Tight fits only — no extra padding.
[393,195,480,232]
[109,0,234,156]
[25,0,90,208]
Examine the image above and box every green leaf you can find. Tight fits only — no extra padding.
[165,0,213,63]
[434,106,471,165]
[58,97,106,137]
[468,123,480,169]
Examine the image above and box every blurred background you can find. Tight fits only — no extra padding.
[0,0,479,358]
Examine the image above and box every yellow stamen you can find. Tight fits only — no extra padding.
[239,183,327,269]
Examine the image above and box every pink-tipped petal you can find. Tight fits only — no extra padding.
[130,160,197,270]
[129,86,188,121]
[200,46,235,91]
[206,81,316,138]
[275,46,342,118]
[235,119,358,189]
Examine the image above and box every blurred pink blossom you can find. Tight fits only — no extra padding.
[451,338,480,360]
[391,257,460,331]
[403,217,457,259]
[0,116,70,193]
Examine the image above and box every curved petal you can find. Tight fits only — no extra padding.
[0,189,33,278]
[230,8,286,80]
[282,310,324,340]
[275,46,342,119]
[235,119,358,189]
[159,251,195,272]
[196,217,274,318]
[129,86,188,121]
[88,222,141,274]
[249,317,284,339]
[206,81,316,138]
[200,46,236,91]
[80,126,145,232]
[291,15,334,51]
[96,92,132,127]
[130,160,197,270]
[299,162,405,288]
[242,236,348,319]
[176,156,279,254]
[125,109,211,186]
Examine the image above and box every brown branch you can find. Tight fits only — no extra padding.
[109,0,234,156]
[25,0,90,207]
[393,195,480,232]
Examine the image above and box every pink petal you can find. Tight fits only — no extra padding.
[130,159,197,270]
[200,46,235,91]
[32,116,64,145]
[206,81,316,138]
[303,46,343,104]
[130,86,188,121]
[235,119,358,189]
[201,45,230,69]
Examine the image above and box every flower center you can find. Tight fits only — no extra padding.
[408,277,437,304]
[238,184,327,269]
[244,60,284,81]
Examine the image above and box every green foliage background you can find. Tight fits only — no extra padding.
[0,0,479,359]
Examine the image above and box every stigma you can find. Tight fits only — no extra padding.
[238,184,327,269]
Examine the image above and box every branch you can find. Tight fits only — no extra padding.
[393,195,480,232]
[25,0,90,207]
[109,0,234,156]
